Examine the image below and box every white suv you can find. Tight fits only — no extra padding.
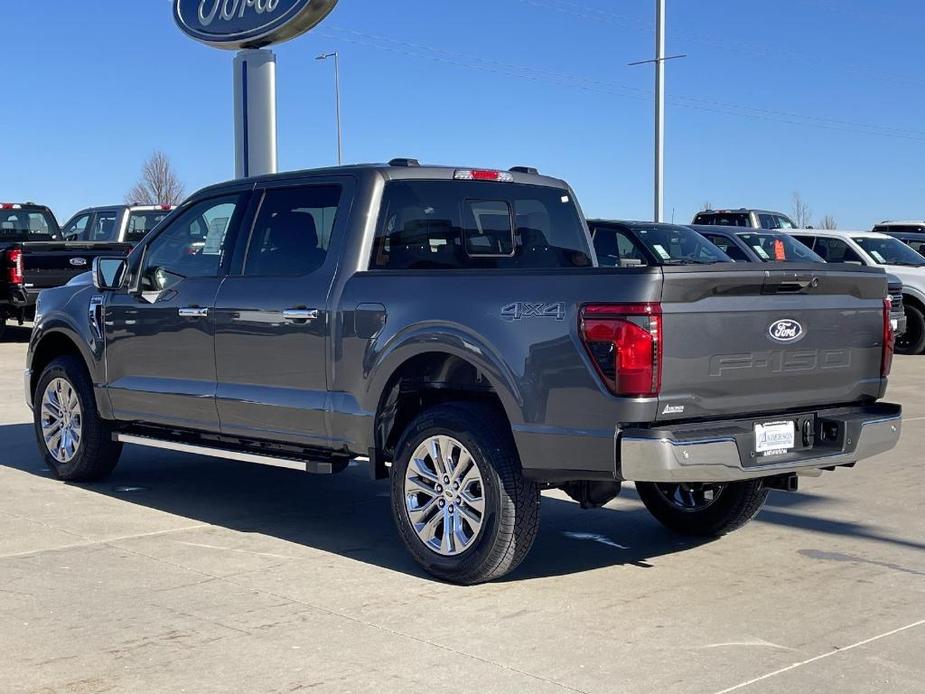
[872,220,925,234]
[786,229,925,354]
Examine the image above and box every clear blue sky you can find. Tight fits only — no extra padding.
[2,0,923,228]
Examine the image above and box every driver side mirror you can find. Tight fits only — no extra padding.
[93,256,127,290]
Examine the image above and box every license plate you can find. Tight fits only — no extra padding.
[754,420,795,454]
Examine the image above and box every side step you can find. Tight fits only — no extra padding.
[114,434,340,474]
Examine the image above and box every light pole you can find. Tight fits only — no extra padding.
[629,0,685,223]
[316,51,343,165]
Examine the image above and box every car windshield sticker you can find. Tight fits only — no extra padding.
[774,239,786,260]
[754,244,770,259]
[871,250,886,263]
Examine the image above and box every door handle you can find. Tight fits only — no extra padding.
[178,307,209,318]
[282,308,319,322]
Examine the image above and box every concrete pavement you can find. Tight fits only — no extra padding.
[1,324,923,693]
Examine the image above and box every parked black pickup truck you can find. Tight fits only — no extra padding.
[25,163,902,583]
[1,203,132,339]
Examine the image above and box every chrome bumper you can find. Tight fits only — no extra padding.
[24,369,33,410]
[620,406,902,483]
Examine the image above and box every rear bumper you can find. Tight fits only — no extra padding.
[620,402,901,483]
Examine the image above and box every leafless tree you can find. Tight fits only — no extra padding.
[819,215,838,230]
[125,151,185,206]
[791,191,813,228]
[702,200,713,211]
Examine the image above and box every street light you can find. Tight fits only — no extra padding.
[315,51,343,165]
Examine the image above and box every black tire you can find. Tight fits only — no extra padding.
[896,304,925,355]
[389,402,540,584]
[33,356,122,482]
[636,480,768,538]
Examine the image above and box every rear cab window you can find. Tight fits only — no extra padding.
[692,212,750,227]
[371,181,592,270]
[0,207,60,241]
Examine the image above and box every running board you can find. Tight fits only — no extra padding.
[114,434,338,474]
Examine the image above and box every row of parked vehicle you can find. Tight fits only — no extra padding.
[0,203,173,339]
[18,160,904,583]
[680,208,925,354]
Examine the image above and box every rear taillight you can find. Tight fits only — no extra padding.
[882,297,894,378]
[580,303,662,397]
[6,249,23,285]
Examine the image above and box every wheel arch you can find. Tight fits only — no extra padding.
[366,335,525,472]
[29,326,99,409]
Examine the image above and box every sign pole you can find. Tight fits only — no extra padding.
[233,49,278,178]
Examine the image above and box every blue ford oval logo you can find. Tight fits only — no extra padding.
[768,319,804,343]
[174,0,339,50]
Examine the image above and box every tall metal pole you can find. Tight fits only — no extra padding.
[316,52,343,165]
[654,0,666,223]
[333,52,343,165]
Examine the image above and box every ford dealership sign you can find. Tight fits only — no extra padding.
[174,0,339,50]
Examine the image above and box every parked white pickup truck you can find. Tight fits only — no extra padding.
[787,229,925,354]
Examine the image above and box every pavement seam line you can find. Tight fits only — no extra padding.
[0,524,212,560]
[711,618,925,694]
[100,539,589,694]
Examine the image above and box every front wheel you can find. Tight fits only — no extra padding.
[33,356,123,482]
[896,304,925,355]
[635,480,768,537]
[390,402,540,584]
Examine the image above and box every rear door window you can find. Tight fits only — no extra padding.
[126,210,171,244]
[87,211,119,241]
[245,185,341,277]
[371,181,591,270]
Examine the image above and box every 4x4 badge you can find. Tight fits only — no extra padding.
[501,302,566,321]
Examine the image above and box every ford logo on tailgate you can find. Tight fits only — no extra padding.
[174,0,339,50]
[69,257,87,267]
[768,319,804,343]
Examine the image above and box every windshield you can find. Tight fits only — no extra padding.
[853,236,925,266]
[738,232,824,263]
[125,210,171,243]
[625,224,731,265]
[0,208,60,240]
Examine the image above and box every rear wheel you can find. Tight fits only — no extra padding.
[33,356,122,482]
[389,402,540,584]
[896,304,925,355]
[636,480,768,537]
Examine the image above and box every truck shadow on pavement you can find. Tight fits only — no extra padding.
[2,422,922,581]
[0,324,31,343]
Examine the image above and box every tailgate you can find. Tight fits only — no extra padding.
[20,242,131,289]
[657,265,889,421]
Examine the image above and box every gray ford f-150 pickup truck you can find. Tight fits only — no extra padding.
[25,162,902,583]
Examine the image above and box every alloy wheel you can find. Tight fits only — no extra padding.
[41,378,82,464]
[404,435,486,556]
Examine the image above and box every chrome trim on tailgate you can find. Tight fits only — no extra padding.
[621,414,901,483]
